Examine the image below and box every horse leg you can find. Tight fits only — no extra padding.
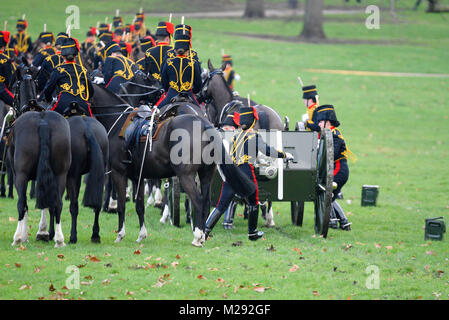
[36,209,50,241]
[29,180,35,199]
[264,200,275,227]
[7,161,13,198]
[0,169,6,197]
[67,175,81,244]
[103,174,112,212]
[12,173,28,246]
[154,179,163,208]
[178,174,204,247]
[112,170,128,242]
[91,207,101,243]
[53,174,66,248]
[134,179,147,243]
[198,166,215,242]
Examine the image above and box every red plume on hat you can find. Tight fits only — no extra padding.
[125,42,132,54]
[166,22,174,35]
[74,38,80,52]
[0,31,11,45]
[252,106,259,120]
[232,112,240,126]
[90,27,97,36]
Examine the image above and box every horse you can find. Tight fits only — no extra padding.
[202,59,283,130]
[8,65,72,247]
[66,115,109,244]
[89,84,255,246]
[117,71,163,108]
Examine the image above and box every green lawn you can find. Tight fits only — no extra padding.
[0,1,448,300]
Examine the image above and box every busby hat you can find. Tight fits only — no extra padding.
[113,16,123,28]
[222,54,232,66]
[125,24,135,34]
[60,37,80,56]
[315,105,340,127]
[98,31,113,43]
[114,27,124,37]
[16,19,28,30]
[234,105,259,129]
[0,31,10,47]
[134,20,143,31]
[174,33,190,51]
[104,41,121,56]
[155,21,174,37]
[174,24,191,38]
[98,23,110,34]
[38,32,55,45]
[55,32,69,47]
[220,113,238,129]
[135,12,145,22]
[140,36,155,52]
[302,85,318,100]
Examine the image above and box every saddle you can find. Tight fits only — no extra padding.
[20,99,46,114]
[62,101,88,118]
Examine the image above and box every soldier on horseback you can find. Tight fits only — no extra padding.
[0,31,15,106]
[39,37,94,117]
[205,105,294,241]
[222,54,240,91]
[141,21,174,83]
[315,105,352,231]
[9,19,33,61]
[37,32,67,92]
[165,24,200,65]
[32,32,56,68]
[158,25,202,108]
[102,41,138,94]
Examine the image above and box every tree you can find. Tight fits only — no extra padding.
[299,0,326,40]
[243,0,265,18]
[427,0,439,12]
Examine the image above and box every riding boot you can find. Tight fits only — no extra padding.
[248,205,264,241]
[329,204,338,229]
[223,201,236,230]
[205,208,223,239]
[332,200,351,231]
[243,205,248,220]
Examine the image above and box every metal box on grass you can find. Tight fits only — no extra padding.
[425,217,445,241]
[361,185,379,206]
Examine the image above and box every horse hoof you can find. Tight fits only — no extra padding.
[154,202,163,209]
[263,222,275,228]
[11,240,22,246]
[191,240,203,247]
[114,237,123,243]
[36,233,50,242]
[69,238,77,244]
[54,241,66,248]
[91,237,101,244]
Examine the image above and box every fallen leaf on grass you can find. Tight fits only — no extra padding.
[426,250,435,256]
[171,261,178,268]
[176,254,181,259]
[289,265,299,272]
[232,241,242,247]
[266,244,275,252]
[293,248,303,254]
[312,290,320,296]
[125,290,134,296]
[254,287,265,293]
[19,284,32,290]
[34,266,43,274]
[385,246,393,250]
[8,217,16,222]
[197,275,206,280]
[134,249,141,255]
[57,254,65,260]
[49,284,55,292]
[86,255,100,262]
[14,263,21,268]
[374,243,381,249]
[102,279,111,286]
[344,244,353,251]
[222,293,228,299]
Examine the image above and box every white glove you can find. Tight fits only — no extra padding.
[285,152,294,162]
[93,76,105,84]
[301,113,309,122]
[297,121,305,131]
[234,73,241,81]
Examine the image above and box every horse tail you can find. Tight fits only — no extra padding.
[82,120,105,210]
[35,116,59,209]
[201,119,256,198]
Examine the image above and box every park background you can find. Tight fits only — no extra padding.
[0,0,448,300]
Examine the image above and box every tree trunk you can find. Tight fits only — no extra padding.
[299,0,326,40]
[243,0,265,18]
[426,0,438,12]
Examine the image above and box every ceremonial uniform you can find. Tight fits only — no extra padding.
[222,54,236,90]
[37,33,68,92]
[302,85,321,132]
[0,32,15,106]
[142,21,174,82]
[40,38,94,117]
[102,42,138,94]
[32,32,56,68]
[205,106,291,240]
[165,25,200,66]
[315,105,351,230]
[93,29,113,69]
[136,36,156,71]
[9,20,33,57]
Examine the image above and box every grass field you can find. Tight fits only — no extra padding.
[0,1,449,300]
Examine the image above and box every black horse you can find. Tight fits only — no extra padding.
[0,101,14,198]
[9,111,71,247]
[90,84,255,246]
[117,71,163,108]
[66,115,109,244]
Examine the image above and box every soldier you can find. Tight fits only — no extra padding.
[113,27,124,43]
[0,31,15,106]
[118,41,132,59]
[142,21,174,82]
[113,15,123,29]
[315,104,352,231]
[222,54,240,91]
[300,84,321,132]
[134,11,151,37]
[205,105,294,241]
[94,30,113,69]
[165,24,200,65]
[158,29,202,108]
[102,41,138,94]
[81,27,97,65]
[39,37,94,116]
[135,36,156,71]
[9,19,33,59]
[36,32,68,92]
[32,32,56,68]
